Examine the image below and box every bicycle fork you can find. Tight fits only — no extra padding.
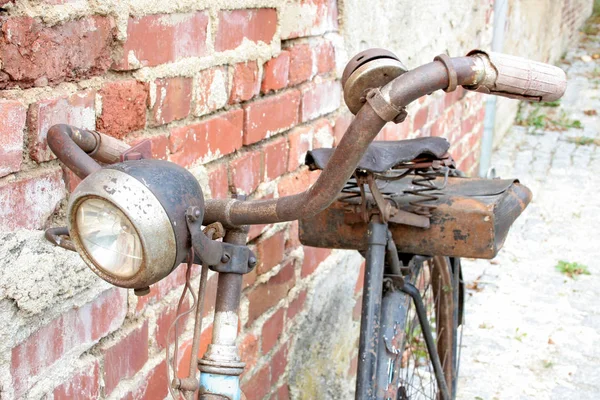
[355,218,450,400]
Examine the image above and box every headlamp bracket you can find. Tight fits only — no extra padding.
[186,207,256,275]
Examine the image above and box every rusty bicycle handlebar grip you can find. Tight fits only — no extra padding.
[90,131,131,164]
[465,50,567,102]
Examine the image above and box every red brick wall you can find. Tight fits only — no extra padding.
[0,1,499,399]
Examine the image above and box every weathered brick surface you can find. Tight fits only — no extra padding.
[97,80,148,139]
[115,12,208,69]
[12,289,126,397]
[0,169,64,230]
[243,90,301,145]
[103,322,148,395]
[194,66,229,117]
[27,91,95,162]
[0,16,114,88]
[215,9,277,51]
[247,260,295,325]
[169,109,243,167]
[287,43,314,86]
[151,76,192,125]
[262,51,290,93]
[52,361,100,399]
[230,150,263,195]
[230,61,260,104]
[0,100,26,177]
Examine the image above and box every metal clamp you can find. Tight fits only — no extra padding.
[434,54,458,93]
[365,88,408,123]
[186,207,256,274]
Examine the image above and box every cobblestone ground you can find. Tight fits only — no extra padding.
[456,28,600,400]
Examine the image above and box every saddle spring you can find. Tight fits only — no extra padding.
[405,166,450,217]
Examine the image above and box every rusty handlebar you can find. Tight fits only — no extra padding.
[47,124,131,179]
[48,50,567,227]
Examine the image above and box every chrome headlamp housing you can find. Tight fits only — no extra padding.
[67,159,204,289]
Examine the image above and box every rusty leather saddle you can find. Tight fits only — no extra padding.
[299,137,532,260]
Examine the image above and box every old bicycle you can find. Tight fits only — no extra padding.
[44,48,566,399]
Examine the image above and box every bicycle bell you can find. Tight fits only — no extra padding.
[342,48,408,115]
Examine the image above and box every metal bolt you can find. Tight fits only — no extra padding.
[187,206,202,222]
[248,256,257,268]
[221,253,231,263]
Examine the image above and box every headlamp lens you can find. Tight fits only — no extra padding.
[76,198,143,278]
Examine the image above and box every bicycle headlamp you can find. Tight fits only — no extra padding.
[67,159,204,289]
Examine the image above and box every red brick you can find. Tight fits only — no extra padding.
[287,125,312,172]
[130,134,169,160]
[333,112,353,145]
[241,364,270,400]
[151,76,192,125]
[239,333,259,371]
[230,150,263,195]
[169,109,243,167]
[103,322,149,395]
[301,80,341,122]
[97,80,148,139]
[286,289,307,321]
[381,120,411,141]
[155,301,191,350]
[355,261,366,294]
[12,289,126,397]
[53,361,100,400]
[247,261,295,325]
[277,168,311,197]
[202,274,219,319]
[271,343,288,383]
[277,384,291,400]
[62,167,82,193]
[120,360,168,400]
[262,51,290,93]
[264,137,289,181]
[0,100,26,177]
[353,295,362,321]
[243,266,258,290]
[0,169,64,230]
[444,86,465,109]
[135,265,187,311]
[230,61,260,104]
[208,163,229,199]
[194,66,229,116]
[413,105,429,131]
[288,43,313,85]
[115,12,208,70]
[301,246,331,277]
[256,231,286,274]
[243,90,301,145]
[311,119,334,148]
[314,40,335,74]
[176,325,213,379]
[348,354,358,377]
[0,16,114,89]
[215,9,277,52]
[461,114,479,135]
[285,221,301,251]
[281,0,338,39]
[27,90,95,162]
[262,308,285,353]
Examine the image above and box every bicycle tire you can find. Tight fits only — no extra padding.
[375,255,462,400]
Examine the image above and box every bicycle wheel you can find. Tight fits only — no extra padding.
[376,255,462,400]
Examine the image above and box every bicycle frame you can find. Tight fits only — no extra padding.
[45,49,566,400]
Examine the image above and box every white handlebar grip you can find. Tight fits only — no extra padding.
[465,50,567,102]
